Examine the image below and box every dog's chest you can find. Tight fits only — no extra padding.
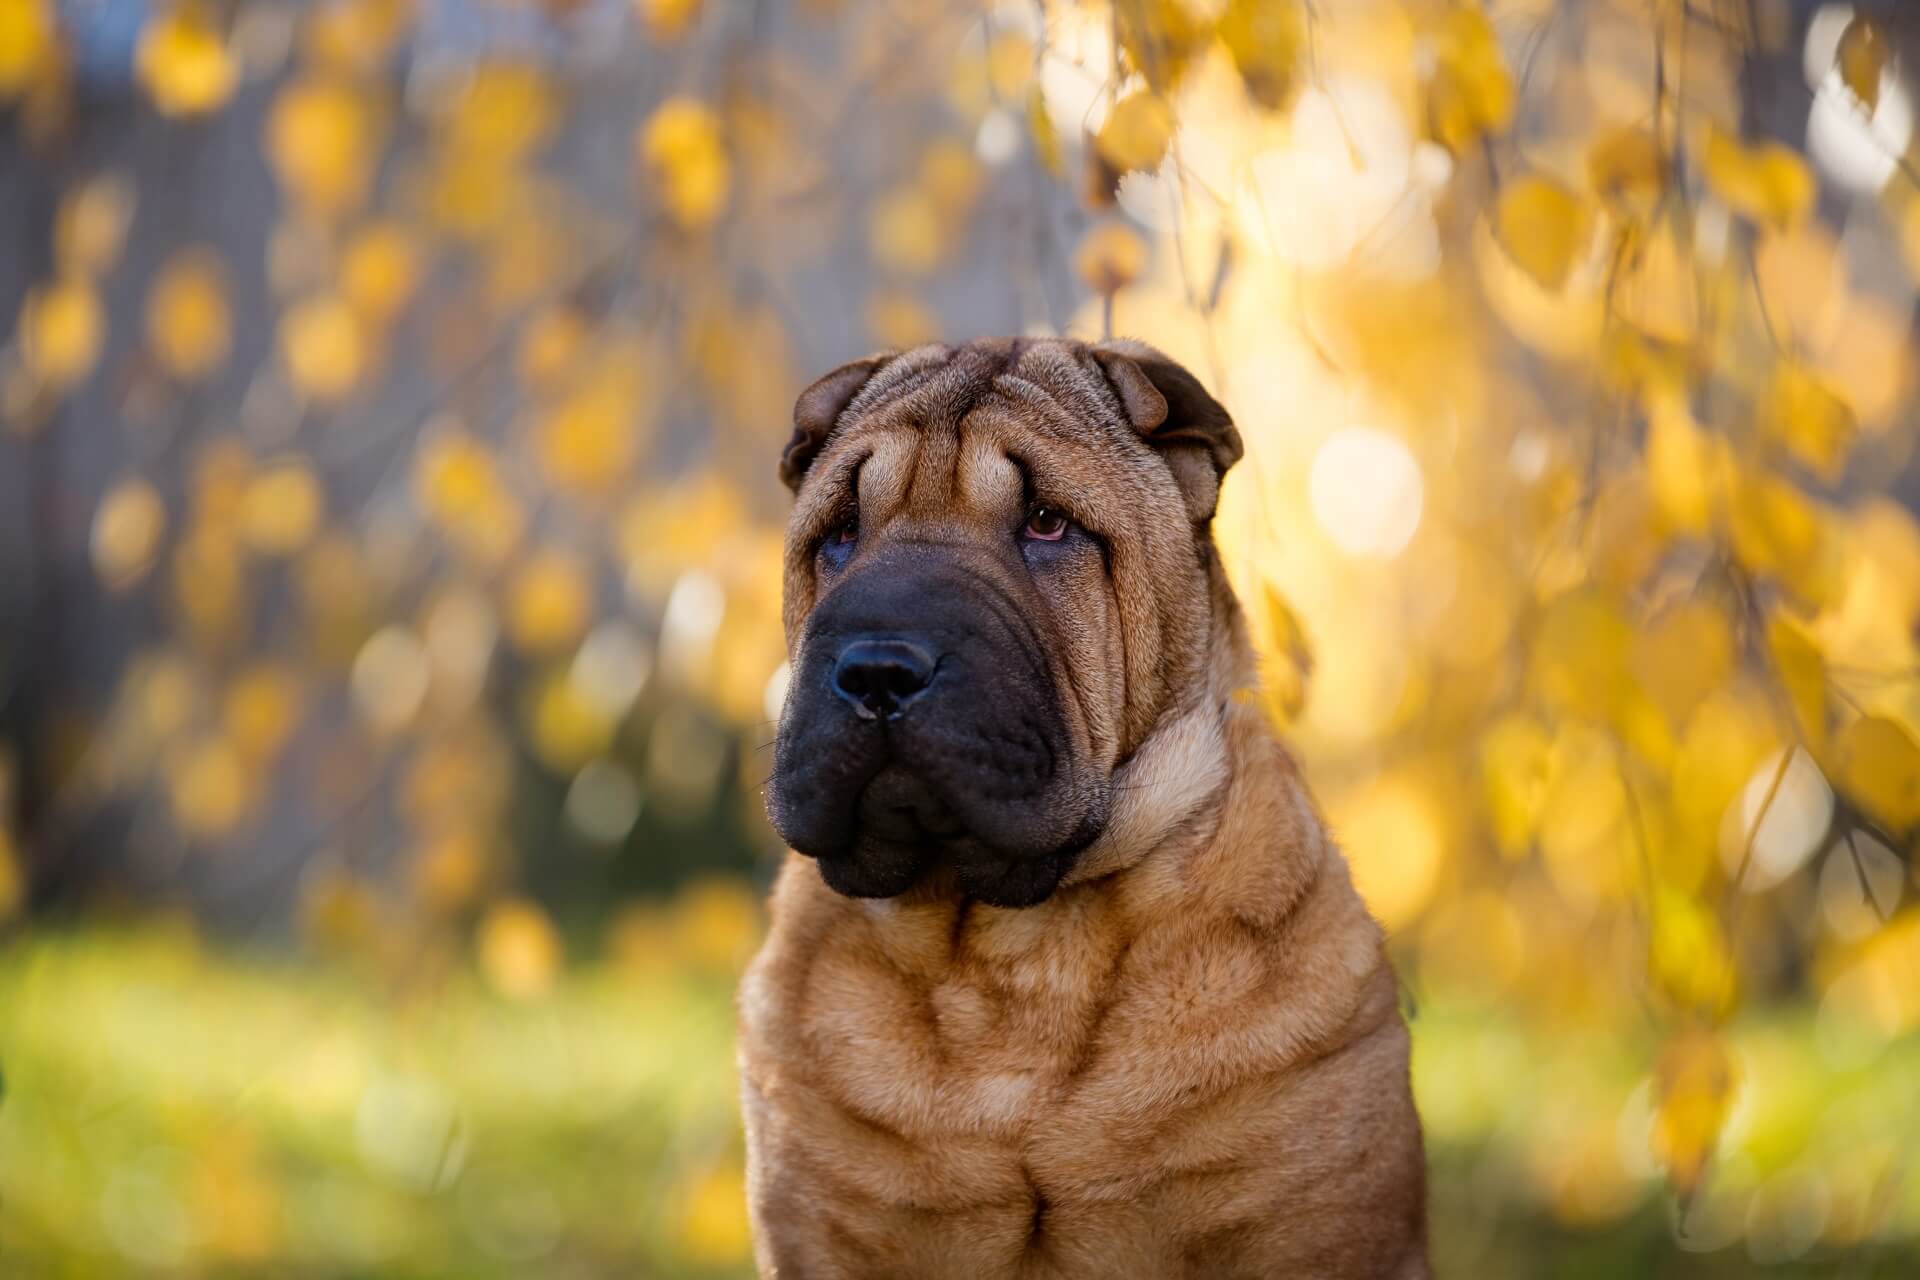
[748,892,1366,1277]
[782,890,1310,1175]
[806,896,1133,1131]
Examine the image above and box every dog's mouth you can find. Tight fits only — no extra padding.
[855,768,970,845]
[797,765,1103,908]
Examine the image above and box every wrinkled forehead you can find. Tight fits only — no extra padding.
[803,340,1144,509]
[840,339,1127,428]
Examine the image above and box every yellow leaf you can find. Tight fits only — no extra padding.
[673,1160,753,1265]
[1249,578,1313,730]
[535,361,648,498]
[1837,17,1889,113]
[91,478,168,591]
[1646,394,1724,535]
[1587,126,1665,203]
[415,431,524,565]
[516,305,591,391]
[1754,223,1843,350]
[278,294,365,402]
[1651,1028,1736,1199]
[1218,0,1302,111]
[1614,220,1699,347]
[296,534,374,666]
[1836,715,1920,830]
[636,0,701,42]
[919,139,983,210]
[1820,292,1911,429]
[1322,771,1446,931]
[1529,588,1635,723]
[1095,89,1175,175]
[446,61,558,163]
[240,461,325,556]
[266,78,378,220]
[868,186,947,275]
[0,0,55,99]
[1602,327,1690,398]
[416,433,499,521]
[131,650,200,740]
[223,664,304,762]
[1473,217,1605,360]
[340,221,420,325]
[1729,467,1842,608]
[476,898,562,1000]
[299,868,382,953]
[1702,123,1816,228]
[1762,361,1855,482]
[402,731,511,835]
[301,0,413,75]
[1114,0,1212,95]
[1649,891,1738,1018]
[1672,688,1779,846]
[167,736,252,836]
[525,670,615,772]
[1632,600,1734,728]
[1479,712,1553,856]
[1027,84,1062,177]
[145,247,231,381]
[53,174,136,278]
[136,10,237,117]
[1766,617,1827,754]
[20,278,105,390]
[616,475,746,595]
[984,31,1034,102]
[193,438,252,532]
[413,830,489,913]
[639,97,730,231]
[1494,175,1593,290]
[173,526,249,649]
[1075,220,1148,296]
[865,288,941,349]
[1537,734,1636,909]
[669,877,763,973]
[507,550,593,655]
[1428,7,1514,148]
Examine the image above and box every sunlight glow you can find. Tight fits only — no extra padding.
[1309,427,1425,558]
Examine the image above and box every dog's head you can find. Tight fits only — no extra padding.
[765,338,1242,907]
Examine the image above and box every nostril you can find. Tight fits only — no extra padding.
[831,639,937,719]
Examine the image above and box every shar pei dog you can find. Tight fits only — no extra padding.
[738,337,1428,1278]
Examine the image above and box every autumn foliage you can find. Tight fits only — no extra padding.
[3,0,1920,1274]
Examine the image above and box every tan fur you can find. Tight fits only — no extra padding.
[741,339,1428,1278]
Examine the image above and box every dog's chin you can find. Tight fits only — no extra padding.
[813,838,1076,907]
[813,840,923,900]
[778,764,1110,907]
[949,845,1080,907]
[808,820,1105,908]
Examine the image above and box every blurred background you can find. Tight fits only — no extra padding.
[2,0,1920,1275]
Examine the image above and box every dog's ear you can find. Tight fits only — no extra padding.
[781,353,894,492]
[1090,341,1243,521]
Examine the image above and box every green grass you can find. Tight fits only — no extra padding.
[0,928,1915,1277]
[0,928,748,1278]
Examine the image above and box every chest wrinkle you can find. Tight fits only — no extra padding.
[858,841,1200,1118]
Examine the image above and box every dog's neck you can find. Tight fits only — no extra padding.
[1059,545,1261,887]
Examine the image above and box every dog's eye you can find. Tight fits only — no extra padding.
[1022,507,1069,542]
[819,518,858,571]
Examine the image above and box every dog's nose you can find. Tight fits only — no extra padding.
[832,639,936,719]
